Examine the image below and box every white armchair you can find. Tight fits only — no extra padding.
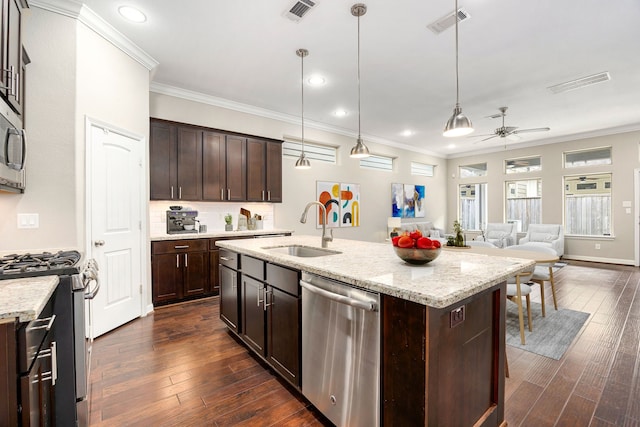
[478,223,518,248]
[519,224,565,257]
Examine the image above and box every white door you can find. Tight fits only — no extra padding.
[89,122,143,337]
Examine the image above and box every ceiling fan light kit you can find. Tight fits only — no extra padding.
[295,48,311,170]
[443,0,473,137]
[349,3,370,159]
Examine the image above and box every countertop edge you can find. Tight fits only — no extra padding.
[0,276,60,322]
[150,229,294,241]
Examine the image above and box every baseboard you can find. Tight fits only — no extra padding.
[562,254,636,266]
[144,303,154,316]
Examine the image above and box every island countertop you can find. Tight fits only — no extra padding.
[215,235,535,308]
[150,228,294,241]
[0,276,60,322]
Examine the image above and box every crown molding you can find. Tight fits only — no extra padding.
[29,0,158,70]
[150,82,441,158]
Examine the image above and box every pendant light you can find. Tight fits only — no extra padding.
[295,48,311,169]
[349,3,370,159]
[443,0,473,137]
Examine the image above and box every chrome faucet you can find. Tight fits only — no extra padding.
[300,201,333,248]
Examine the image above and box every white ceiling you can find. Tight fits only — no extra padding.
[80,0,640,158]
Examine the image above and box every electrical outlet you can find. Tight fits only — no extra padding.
[450,305,465,328]
[595,243,601,250]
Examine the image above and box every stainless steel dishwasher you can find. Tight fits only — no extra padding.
[300,272,380,427]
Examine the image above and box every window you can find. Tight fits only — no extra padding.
[564,173,612,236]
[360,154,393,171]
[505,179,541,232]
[505,156,541,174]
[411,162,435,177]
[564,147,611,168]
[282,140,336,164]
[459,183,487,231]
[459,163,487,178]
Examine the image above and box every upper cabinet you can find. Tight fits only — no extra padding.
[150,119,282,203]
[1,0,28,117]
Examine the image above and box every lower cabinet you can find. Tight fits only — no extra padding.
[219,249,240,332]
[151,239,209,305]
[220,251,301,388]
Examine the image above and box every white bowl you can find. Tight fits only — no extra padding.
[183,224,195,230]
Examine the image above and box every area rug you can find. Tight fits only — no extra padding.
[505,301,589,360]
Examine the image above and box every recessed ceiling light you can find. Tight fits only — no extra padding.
[401,130,414,137]
[307,75,326,86]
[334,109,348,117]
[118,5,147,23]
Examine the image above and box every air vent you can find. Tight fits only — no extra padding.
[548,72,611,94]
[284,0,318,22]
[427,8,470,34]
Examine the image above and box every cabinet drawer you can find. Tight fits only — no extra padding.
[152,239,207,254]
[241,255,265,280]
[266,263,300,296]
[219,249,238,270]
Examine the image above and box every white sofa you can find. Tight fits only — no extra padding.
[477,223,518,248]
[519,224,565,257]
[399,221,445,239]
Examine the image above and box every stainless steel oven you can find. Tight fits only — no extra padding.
[0,108,26,192]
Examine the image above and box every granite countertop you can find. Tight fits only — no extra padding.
[150,229,294,242]
[215,235,536,308]
[0,276,60,323]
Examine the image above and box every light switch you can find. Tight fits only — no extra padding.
[626,208,632,214]
[17,213,39,229]
[622,201,632,208]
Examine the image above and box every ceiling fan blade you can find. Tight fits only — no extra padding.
[468,133,496,138]
[507,133,521,141]
[504,126,518,133]
[474,135,498,143]
[512,127,550,134]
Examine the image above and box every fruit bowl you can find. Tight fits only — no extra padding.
[393,246,441,265]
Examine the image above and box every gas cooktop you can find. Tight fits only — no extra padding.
[0,250,82,279]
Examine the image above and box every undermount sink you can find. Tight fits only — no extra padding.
[264,245,341,258]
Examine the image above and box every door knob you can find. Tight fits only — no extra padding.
[94,240,105,247]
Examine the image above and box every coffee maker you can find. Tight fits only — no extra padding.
[166,209,199,234]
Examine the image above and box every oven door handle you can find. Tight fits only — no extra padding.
[84,275,100,300]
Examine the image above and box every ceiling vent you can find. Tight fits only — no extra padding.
[548,72,611,94]
[427,8,470,34]
[284,0,318,22]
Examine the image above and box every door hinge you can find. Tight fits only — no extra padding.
[139,284,142,294]
[139,221,142,230]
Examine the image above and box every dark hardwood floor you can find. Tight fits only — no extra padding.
[89,261,640,426]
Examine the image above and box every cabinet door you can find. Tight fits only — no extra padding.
[183,251,209,297]
[202,131,226,201]
[209,249,220,295]
[2,0,21,113]
[149,121,177,200]
[246,138,266,201]
[176,127,203,201]
[219,265,239,332]
[152,253,183,304]
[225,135,246,201]
[241,275,266,356]
[267,287,300,387]
[265,141,282,202]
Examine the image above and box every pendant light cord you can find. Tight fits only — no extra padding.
[454,0,460,106]
[357,13,362,140]
[301,51,305,153]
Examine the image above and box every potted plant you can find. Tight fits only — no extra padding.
[224,213,233,231]
[448,220,466,247]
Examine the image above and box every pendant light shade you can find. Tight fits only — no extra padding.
[443,0,473,137]
[295,48,311,169]
[349,3,370,159]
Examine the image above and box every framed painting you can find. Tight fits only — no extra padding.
[316,181,361,228]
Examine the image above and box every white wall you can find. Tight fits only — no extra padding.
[149,92,449,243]
[447,131,640,264]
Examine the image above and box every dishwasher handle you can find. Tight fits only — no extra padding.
[300,280,378,312]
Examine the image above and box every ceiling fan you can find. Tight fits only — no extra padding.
[474,107,550,142]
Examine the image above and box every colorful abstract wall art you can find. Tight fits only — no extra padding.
[391,183,425,218]
[316,181,361,228]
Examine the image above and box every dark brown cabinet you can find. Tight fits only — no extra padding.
[149,121,202,201]
[219,249,240,332]
[0,0,27,116]
[246,138,282,202]
[150,118,281,203]
[151,239,209,305]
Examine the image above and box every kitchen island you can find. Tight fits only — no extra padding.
[216,235,535,427]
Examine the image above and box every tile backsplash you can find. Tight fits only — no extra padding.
[149,201,275,236]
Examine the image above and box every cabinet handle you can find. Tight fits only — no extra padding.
[14,71,19,103]
[29,314,56,331]
[232,271,237,290]
[220,256,234,261]
[174,245,189,249]
[176,254,180,268]
[171,186,174,199]
[227,189,230,200]
[262,190,265,201]
[221,188,224,200]
[179,187,182,199]
[184,253,188,268]
[256,284,264,307]
[263,288,273,311]
[1,66,15,95]
[51,341,57,385]
[267,190,271,201]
